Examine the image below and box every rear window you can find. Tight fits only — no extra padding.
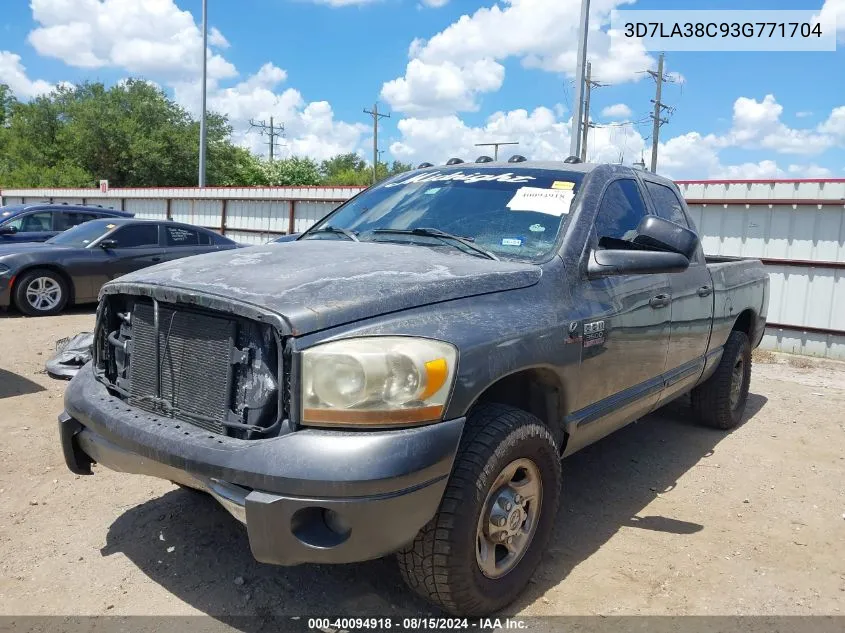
[164,225,200,246]
[304,167,586,261]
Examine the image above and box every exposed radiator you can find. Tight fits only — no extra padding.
[129,301,236,434]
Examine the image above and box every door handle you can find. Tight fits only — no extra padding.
[151,257,162,262]
[649,294,671,309]
[697,285,712,297]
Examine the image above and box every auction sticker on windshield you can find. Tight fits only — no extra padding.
[507,187,574,216]
[551,181,575,190]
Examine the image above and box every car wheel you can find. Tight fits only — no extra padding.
[691,330,752,430]
[13,269,68,317]
[397,403,561,616]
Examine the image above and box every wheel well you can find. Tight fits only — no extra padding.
[474,368,568,453]
[732,309,755,337]
[12,265,75,306]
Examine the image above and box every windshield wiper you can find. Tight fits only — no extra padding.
[371,227,499,261]
[305,225,360,242]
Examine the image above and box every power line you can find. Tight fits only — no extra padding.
[249,116,286,161]
[364,102,390,185]
[475,141,519,161]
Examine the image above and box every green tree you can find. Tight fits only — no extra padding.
[260,156,321,186]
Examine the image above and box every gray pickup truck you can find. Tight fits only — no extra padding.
[58,158,769,616]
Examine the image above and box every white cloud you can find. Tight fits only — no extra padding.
[600,103,632,119]
[381,58,504,115]
[819,106,845,138]
[796,111,813,118]
[174,62,368,162]
[0,51,53,98]
[209,27,230,49]
[382,0,655,115]
[421,0,450,6]
[818,0,845,38]
[728,94,834,155]
[28,0,236,81]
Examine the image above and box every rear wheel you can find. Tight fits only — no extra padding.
[691,330,752,429]
[397,403,561,616]
[13,269,68,317]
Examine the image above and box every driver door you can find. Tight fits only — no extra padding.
[565,178,671,448]
[89,223,164,292]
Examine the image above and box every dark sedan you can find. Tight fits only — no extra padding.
[0,203,134,243]
[0,219,238,316]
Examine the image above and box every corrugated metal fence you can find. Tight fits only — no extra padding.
[678,179,845,360]
[0,186,365,245]
[3,179,844,359]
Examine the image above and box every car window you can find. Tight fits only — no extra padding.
[8,212,53,232]
[55,212,100,232]
[164,225,200,246]
[199,232,212,245]
[109,224,159,248]
[645,181,690,228]
[594,179,649,244]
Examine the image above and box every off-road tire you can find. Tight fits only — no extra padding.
[691,330,752,429]
[397,403,562,616]
[13,268,69,317]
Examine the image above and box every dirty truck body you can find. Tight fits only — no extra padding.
[59,161,769,616]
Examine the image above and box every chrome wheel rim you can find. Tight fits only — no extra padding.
[475,457,543,579]
[730,357,744,409]
[25,277,62,311]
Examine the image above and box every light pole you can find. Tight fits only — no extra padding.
[198,0,208,187]
[569,0,590,158]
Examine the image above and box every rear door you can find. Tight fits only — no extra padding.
[641,178,714,403]
[159,224,218,263]
[567,178,672,447]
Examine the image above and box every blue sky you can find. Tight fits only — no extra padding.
[1,0,843,179]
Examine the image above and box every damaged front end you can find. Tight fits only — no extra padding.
[92,293,290,440]
[46,332,95,380]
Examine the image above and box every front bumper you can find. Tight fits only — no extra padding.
[60,366,464,565]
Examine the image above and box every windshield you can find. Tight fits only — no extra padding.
[302,167,585,261]
[46,220,116,247]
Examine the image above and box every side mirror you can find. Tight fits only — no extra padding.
[631,215,699,260]
[0,225,17,235]
[587,249,690,279]
[98,239,118,249]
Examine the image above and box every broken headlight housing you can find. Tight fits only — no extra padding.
[300,336,457,428]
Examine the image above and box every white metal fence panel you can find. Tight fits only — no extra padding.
[170,199,223,229]
[293,201,341,233]
[226,200,290,233]
[124,198,168,220]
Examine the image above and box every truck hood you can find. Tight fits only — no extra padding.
[106,240,542,335]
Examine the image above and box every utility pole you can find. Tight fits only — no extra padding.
[578,62,606,162]
[249,117,286,161]
[364,102,390,185]
[569,0,591,158]
[647,52,670,172]
[198,0,208,187]
[475,141,519,161]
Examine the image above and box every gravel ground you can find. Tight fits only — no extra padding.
[1,308,844,618]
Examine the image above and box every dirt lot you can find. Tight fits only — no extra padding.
[1,308,844,618]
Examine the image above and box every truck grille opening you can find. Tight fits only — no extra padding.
[95,295,285,439]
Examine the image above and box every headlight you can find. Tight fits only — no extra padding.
[301,336,457,427]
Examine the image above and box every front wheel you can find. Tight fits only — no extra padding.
[13,269,68,316]
[397,403,562,616]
